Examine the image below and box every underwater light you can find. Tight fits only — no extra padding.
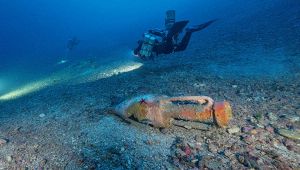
[84,61,143,83]
[0,78,55,101]
[57,59,68,65]
[102,62,143,78]
[0,60,143,101]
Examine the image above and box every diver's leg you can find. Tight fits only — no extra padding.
[186,19,217,32]
[174,19,217,52]
[174,31,192,52]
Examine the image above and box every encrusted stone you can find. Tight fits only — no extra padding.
[227,127,241,134]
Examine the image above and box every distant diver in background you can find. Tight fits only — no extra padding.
[58,37,80,65]
[133,10,217,60]
[67,37,80,51]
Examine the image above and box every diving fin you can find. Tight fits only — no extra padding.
[167,20,189,39]
[186,19,217,33]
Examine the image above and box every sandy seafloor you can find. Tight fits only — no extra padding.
[1,2,300,169]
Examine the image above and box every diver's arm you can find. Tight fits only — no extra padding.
[133,40,143,56]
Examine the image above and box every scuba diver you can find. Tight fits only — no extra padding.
[133,10,217,60]
[67,37,80,51]
[57,37,80,65]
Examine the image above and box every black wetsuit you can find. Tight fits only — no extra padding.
[134,19,216,59]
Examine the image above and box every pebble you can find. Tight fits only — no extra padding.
[208,144,218,154]
[40,158,47,167]
[264,125,273,132]
[250,129,258,135]
[39,113,46,118]
[256,124,264,128]
[195,135,202,142]
[195,142,202,150]
[224,149,233,157]
[0,138,8,145]
[230,144,240,152]
[254,96,261,102]
[267,112,278,121]
[227,127,241,134]
[191,159,198,163]
[237,155,245,165]
[237,153,259,168]
[242,126,254,133]
[248,116,258,124]
[242,135,254,144]
[6,156,12,162]
[194,83,206,88]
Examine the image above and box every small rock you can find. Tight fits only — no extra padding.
[191,159,198,163]
[195,142,202,150]
[248,116,258,124]
[224,149,233,157]
[237,154,245,164]
[39,113,46,118]
[242,135,254,144]
[236,152,259,169]
[208,143,218,154]
[6,156,12,162]
[265,126,274,133]
[195,135,202,142]
[0,138,8,145]
[184,145,192,156]
[227,127,241,134]
[194,83,206,88]
[254,96,261,102]
[242,126,254,133]
[230,144,240,152]
[40,158,47,167]
[256,124,264,128]
[267,112,278,122]
[145,140,154,145]
[250,129,258,135]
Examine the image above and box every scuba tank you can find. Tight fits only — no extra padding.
[139,32,162,59]
[165,10,176,30]
[137,10,175,59]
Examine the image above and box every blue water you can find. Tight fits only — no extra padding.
[0,0,299,98]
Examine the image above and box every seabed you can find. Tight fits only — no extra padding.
[0,3,300,170]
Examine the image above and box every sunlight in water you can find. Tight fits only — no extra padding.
[0,61,143,101]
